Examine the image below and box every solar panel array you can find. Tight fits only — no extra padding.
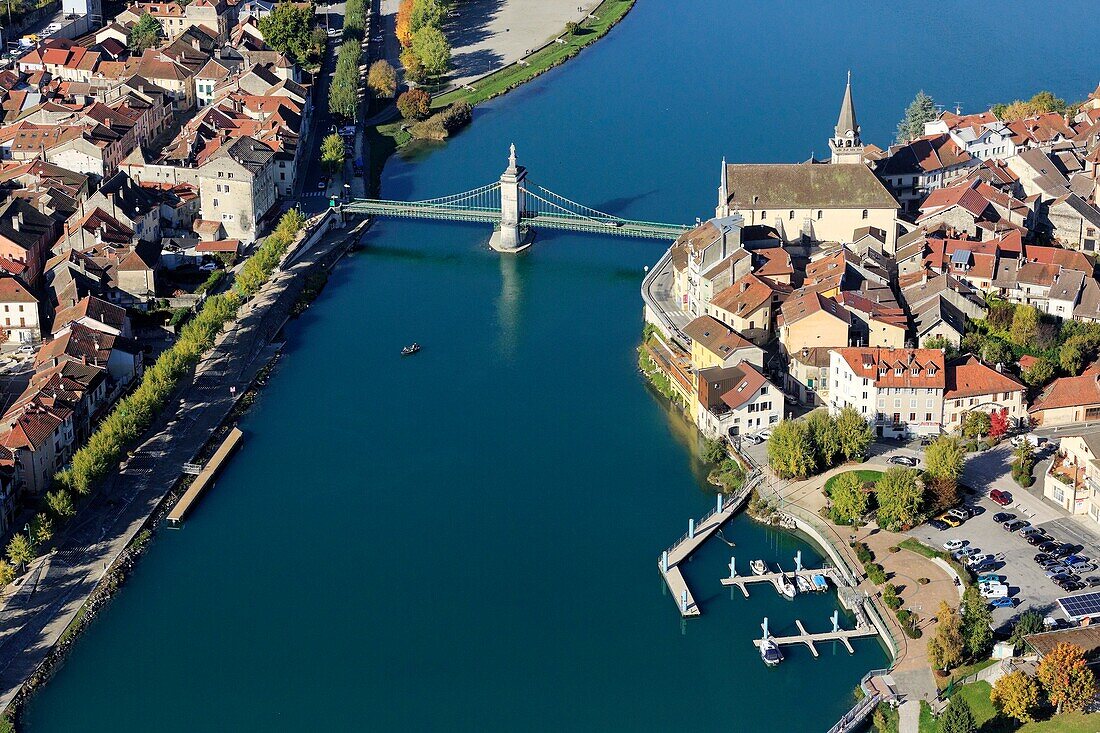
[1058,592,1100,619]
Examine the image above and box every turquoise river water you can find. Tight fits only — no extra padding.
[23,0,1098,730]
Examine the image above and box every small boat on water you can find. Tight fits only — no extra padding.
[795,575,814,594]
[750,559,768,576]
[811,573,829,592]
[760,636,784,666]
[778,574,797,599]
[401,343,421,356]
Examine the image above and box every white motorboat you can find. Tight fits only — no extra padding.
[750,559,768,576]
[760,636,783,666]
[778,574,797,599]
[795,575,814,594]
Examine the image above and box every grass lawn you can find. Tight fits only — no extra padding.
[920,680,1100,733]
[824,469,883,496]
[919,701,936,733]
[430,0,635,109]
[937,657,999,691]
[899,537,945,559]
[1018,712,1100,731]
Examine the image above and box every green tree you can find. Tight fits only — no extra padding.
[411,25,451,76]
[6,533,34,569]
[367,59,397,97]
[409,0,446,34]
[806,409,840,468]
[397,88,431,120]
[767,419,816,479]
[896,90,937,143]
[320,133,345,174]
[0,560,13,586]
[829,471,868,523]
[46,488,76,519]
[128,13,163,52]
[1022,357,1056,388]
[980,338,1013,367]
[30,513,52,546]
[259,2,316,65]
[922,335,958,357]
[927,601,964,671]
[400,47,425,82]
[565,20,578,34]
[1009,305,1040,347]
[925,436,964,483]
[991,669,1040,723]
[835,406,873,462]
[1036,642,1097,713]
[940,693,976,733]
[1060,333,1098,375]
[960,585,994,658]
[1010,610,1045,647]
[702,439,727,464]
[875,467,923,531]
[961,411,991,438]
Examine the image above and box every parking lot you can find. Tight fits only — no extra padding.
[908,479,1100,629]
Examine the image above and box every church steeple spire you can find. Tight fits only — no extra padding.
[716,157,730,218]
[829,71,864,165]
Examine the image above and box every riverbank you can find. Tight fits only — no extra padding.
[0,214,366,727]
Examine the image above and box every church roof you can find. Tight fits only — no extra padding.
[723,163,899,210]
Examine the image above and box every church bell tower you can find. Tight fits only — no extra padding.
[829,71,865,165]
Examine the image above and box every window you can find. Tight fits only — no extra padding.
[760,211,766,220]
[817,210,823,220]
[228,173,234,179]
[861,209,868,219]
[1087,407,1100,420]
[769,415,778,424]
[892,413,901,424]
[213,198,218,206]
[218,171,223,178]
[789,210,795,220]
[894,367,903,376]
[926,413,932,421]
[878,367,887,377]
[760,386,768,394]
[862,378,868,386]
[911,366,920,376]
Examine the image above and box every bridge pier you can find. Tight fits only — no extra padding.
[489,143,534,253]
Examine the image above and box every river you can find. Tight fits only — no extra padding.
[22,1,1099,730]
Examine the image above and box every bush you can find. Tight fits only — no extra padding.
[169,307,192,326]
[397,88,431,120]
[896,608,922,638]
[854,542,874,565]
[883,583,903,610]
[865,562,887,585]
[918,577,930,585]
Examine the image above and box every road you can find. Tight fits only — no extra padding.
[0,219,354,714]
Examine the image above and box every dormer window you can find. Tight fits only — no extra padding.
[911,366,920,376]
[894,367,903,376]
[878,367,887,377]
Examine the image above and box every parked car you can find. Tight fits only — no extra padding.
[977,573,1002,584]
[927,519,950,531]
[990,597,1017,608]
[1059,579,1085,592]
[1038,541,1060,554]
[1050,572,1081,584]
[1003,519,1030,532]
[1069,561,1097,574]
[888,456,919,466]
[943,539,967,552]
[757,429,773,440]
[1053,544,1078,559]
[1020,526,1046,536]
[993,512,1015,524]
[953,547,980,560]
[1064,554,1089,566]
[948,508,970,522]
[741,434,764,446]
[990,489,1013,506]
[980,583,1009,599]
[1086,576,1100,588]
[1034,552,1054,564]
[1026,532,1051,546]
[966,553,994,567]
[972,559,999,574]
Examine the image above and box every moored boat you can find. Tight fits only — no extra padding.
[811,573,828,592]
[750,559,767,576]
[778,574,797,599]
[795,575,813,593]
[760,636,783,666]
[401,343,421,355]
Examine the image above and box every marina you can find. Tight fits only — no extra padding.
[753,614,879,659]
[166,428,244,527]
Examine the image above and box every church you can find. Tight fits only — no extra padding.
[715,74,902,252]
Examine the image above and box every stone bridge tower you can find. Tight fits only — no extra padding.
[490,144,532,252]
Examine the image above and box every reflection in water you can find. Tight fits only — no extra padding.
[495,252,522,359]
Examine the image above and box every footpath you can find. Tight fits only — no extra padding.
[0,212,364,716]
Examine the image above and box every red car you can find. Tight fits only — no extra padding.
[990,489,1013,506]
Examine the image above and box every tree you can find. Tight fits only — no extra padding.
[565,20,579,34]
[409,0,446,34]
[830,471,868,523]
[395,0,415,46]
[46,488,76,519]
[259,2,317,65]
[396,88,431,120]
[400,47,425,83]
[6,533,34,569]
[927,601,964,671]
[835,406,873,462]
[702,439,727,464]
[128,13,163,52]
[767,419,817,479]
[1022,357,1056,388]
[411,25,450,77]
[1036,642,1097,713]
[1060,333,1097,375]
[961,411,991,439]
[1009,305,1040,347]
[1009,610,1045,647]
[896,90,937,143]
[923,335,958,357]
[30,513,52,546]
[940,693,976,733]
[989,410,1008,439]
[0,560,13,587]
[994,91,1068,121]
[320,133,345,174]
[806,409,840,468]
[960,585,993,658]
[875,467,923,531]
[991,669,1040,723]
[925,436,964,483]
[367,59,397,98]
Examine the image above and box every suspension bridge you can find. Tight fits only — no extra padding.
[343,145,690,251]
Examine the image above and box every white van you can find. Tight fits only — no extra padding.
[980,583,1009,599]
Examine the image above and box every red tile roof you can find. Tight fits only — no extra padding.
[1030,374,1100,413]
[944,355,1025,400]
[832,347,946,389]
